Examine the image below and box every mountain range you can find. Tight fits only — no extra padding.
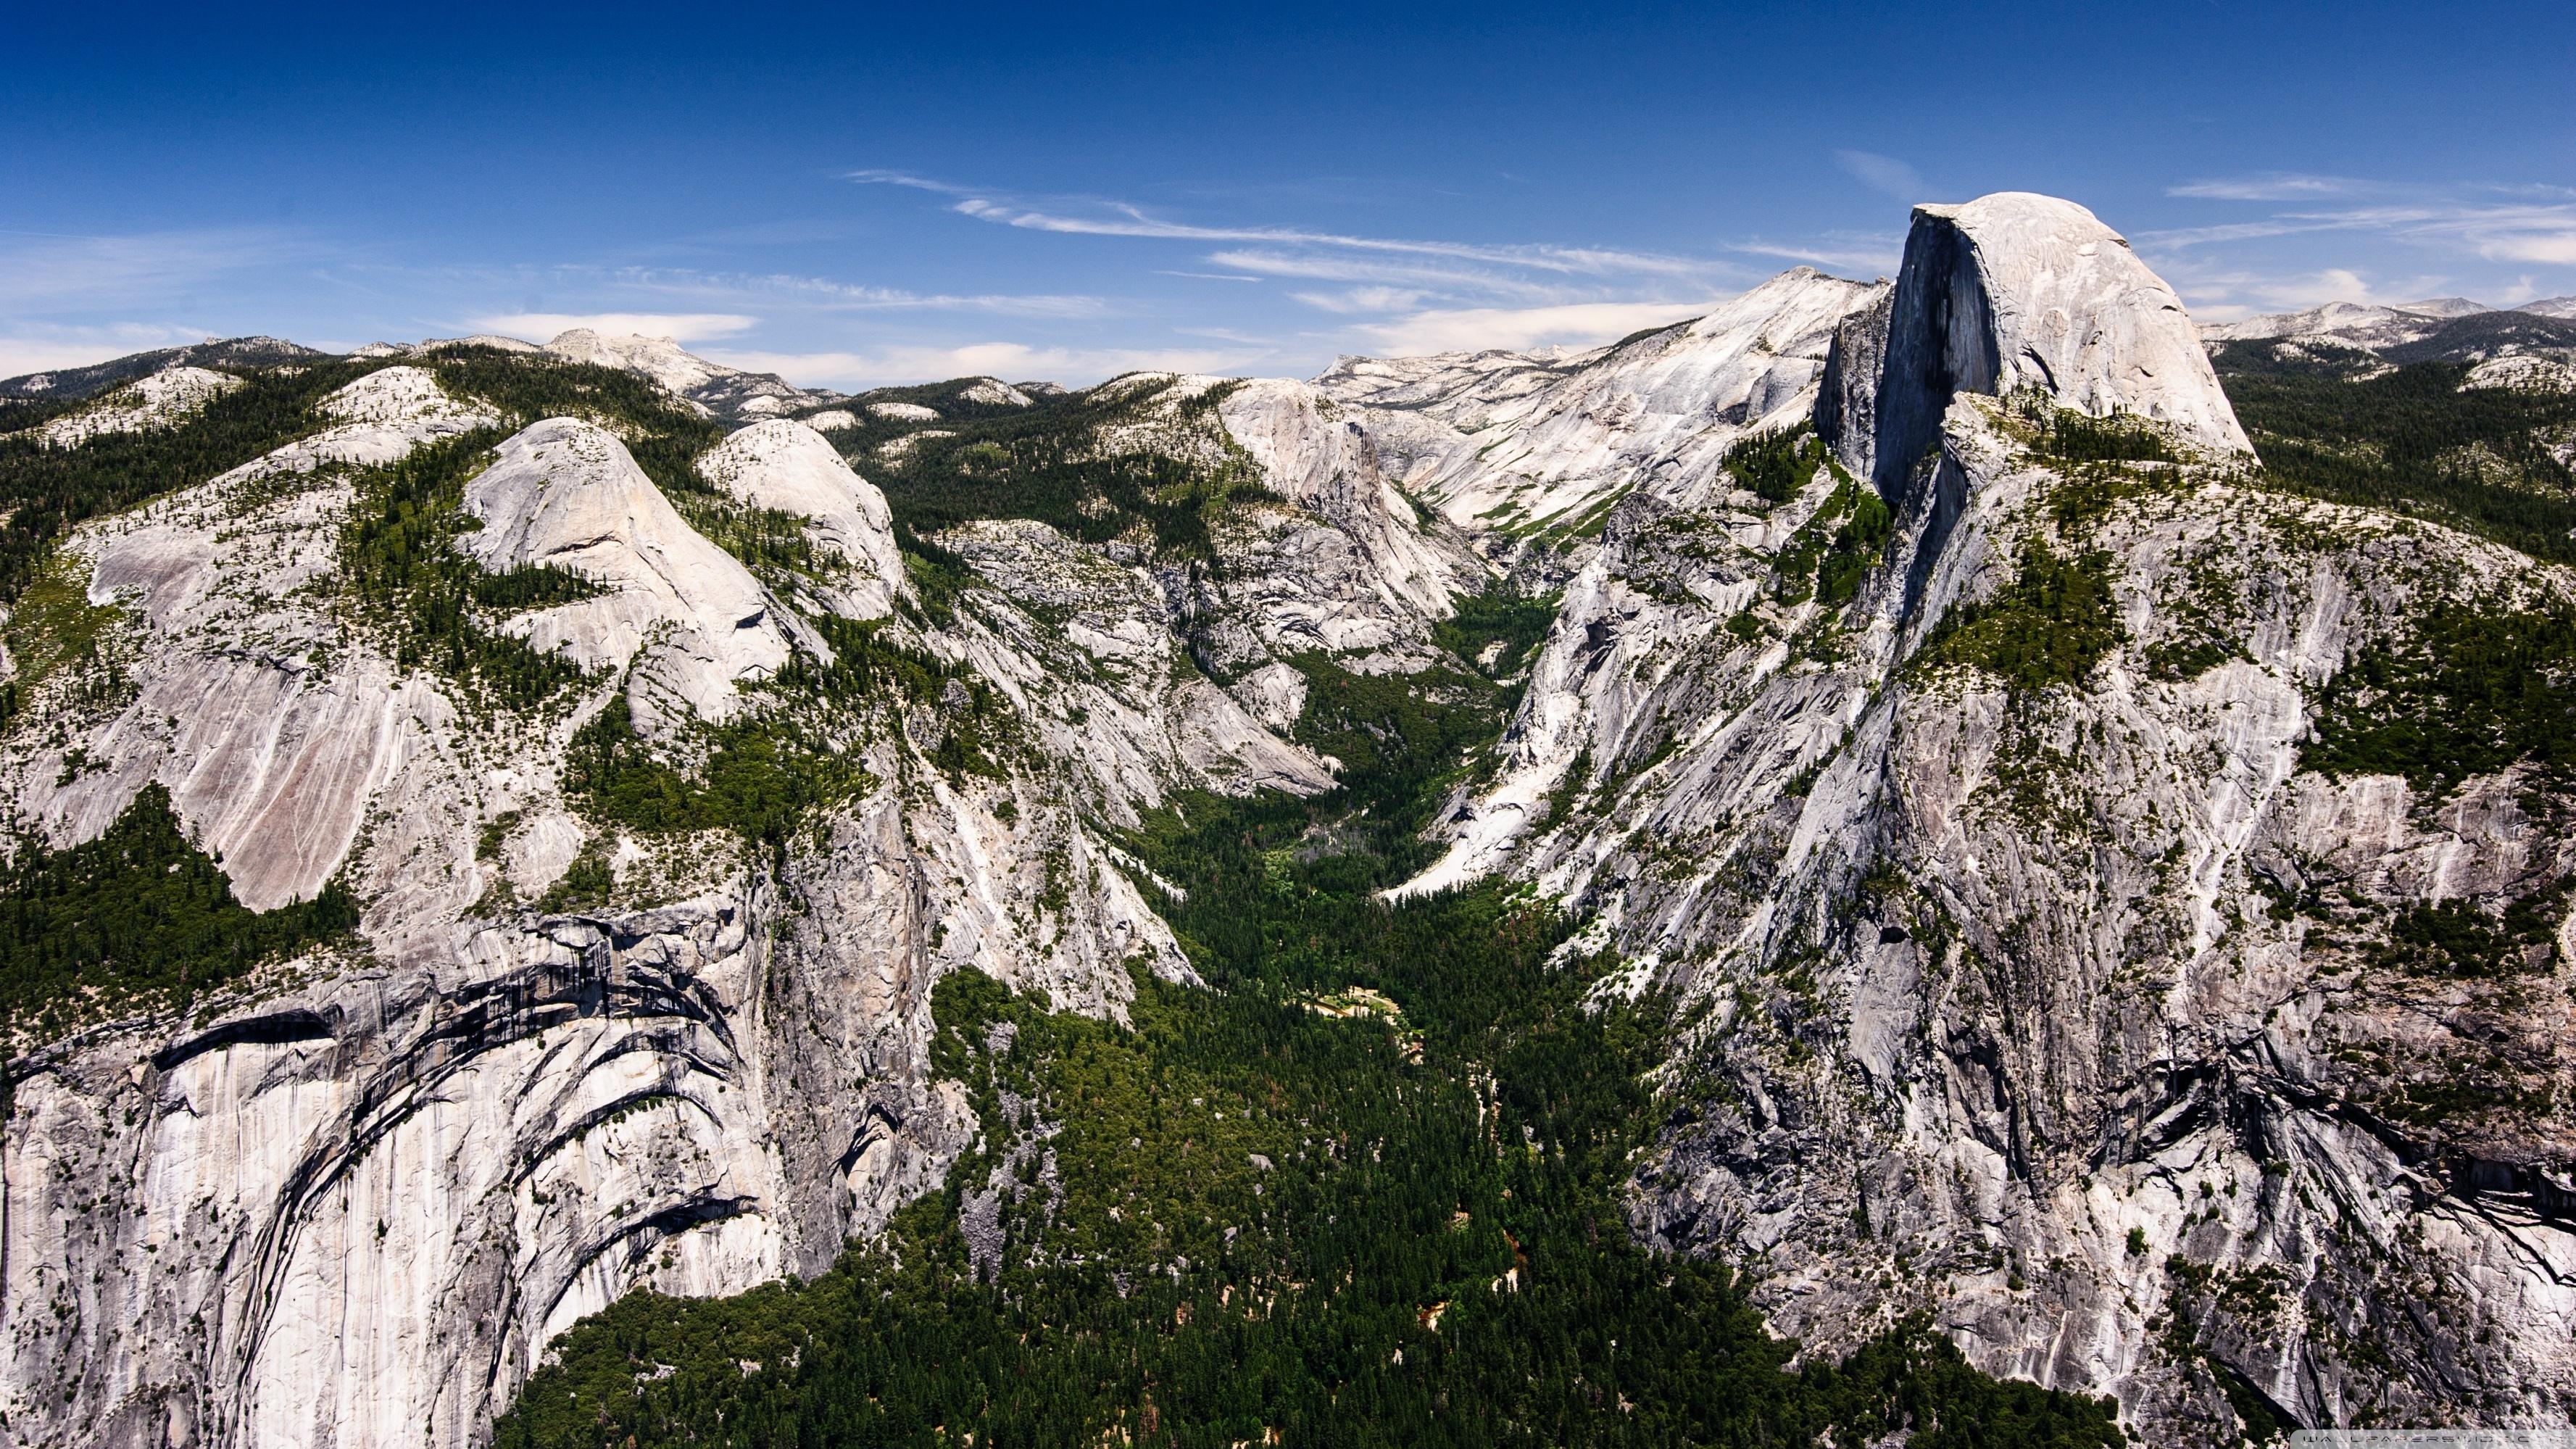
[2,328,847,425]
[5,192,2576,1448]
[2201,295,2576,354]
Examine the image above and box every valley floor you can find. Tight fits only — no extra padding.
[496,694,2127,1448]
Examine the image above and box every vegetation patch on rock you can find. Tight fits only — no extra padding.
[0,785,357,1037]
[2304,601,2576,794]
[1921,538,2127,692]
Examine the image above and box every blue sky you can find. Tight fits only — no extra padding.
[6,1,2572,388]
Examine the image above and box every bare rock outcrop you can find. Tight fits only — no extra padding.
[13,189,2567,1448]
[1862,192,2251,489]
[14,366,244,448]
[7,367,494,910]
[0,356,1358,1449]
[462,418,796,733]
[697,418,907,619]
[539,330,835,420]
[1403,192,2576,1438]
[1218,378,1484,625]
[1314,267,1888,542]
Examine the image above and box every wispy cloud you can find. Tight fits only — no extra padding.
[1727,236,1903,274]
[703,340,1270,391]
[0,227,308,312]
[1835,150,1922,201]
[2148,254,2462,321]
[2166,173,2375,202]
[849,169,1746,324]
[2132,217,2338,248]
[1353,299,1721,357]
[2146,176,2576,269]
[840,170,1869,368]
[0,321,220,378]
[1289,286,1436,315]
[1206,249,1574,304]
[467,311,759,342]
[2162,204,2576,272]
[855,176,1707,278]
[394,262,1108,322]
[2435,207,2576,266]
[601,265,1110,317]
[2137,171,2576,322]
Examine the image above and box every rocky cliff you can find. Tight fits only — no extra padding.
[5,191,2574,1447]
[1313,267,1887,557]
[0,363,1339,1448]
[1408,193,2576,1440]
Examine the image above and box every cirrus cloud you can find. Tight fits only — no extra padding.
[465,310,757,342]
[701,340,1272,391]
[1834,150,1922,201]
[1353,299,1721,357]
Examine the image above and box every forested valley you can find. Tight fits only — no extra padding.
[494,584,2125,1448]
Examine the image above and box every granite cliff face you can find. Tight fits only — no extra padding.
[1313,267,1887,555]
[5,191,2574,1446]
[1408,194,2576,1439]
[0,368,1331,1448]
[1851,193,2251,487]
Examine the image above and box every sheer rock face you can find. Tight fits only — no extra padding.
[0,368,1349,1449]
[1613,426,2576,1439]
[1218,378,1484,626]
[16,189,2576,1449]
[1312,268,1890,544]
[1863,192,2251,491]
[934,516,1337,807]
[7,367,494,913]
[1189,378,1490,681]
[1405,195,2576,1437]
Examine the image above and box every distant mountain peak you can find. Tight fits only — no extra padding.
[350,335,542,360]
[2396,296,2493,317]
[534,329,842,420]
[0,336,324,401]
[2194,295,2576,355]
[2204,299,2576,366]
